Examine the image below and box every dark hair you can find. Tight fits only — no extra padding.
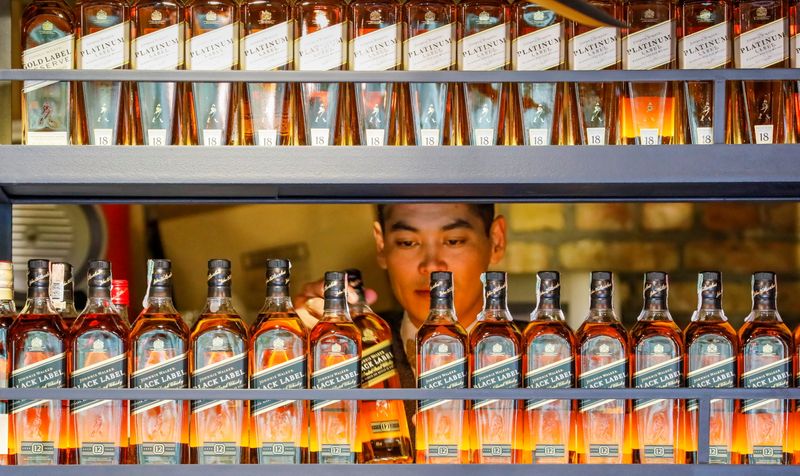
[376,204,496,236]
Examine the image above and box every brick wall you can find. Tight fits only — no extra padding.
[499,203,800,329]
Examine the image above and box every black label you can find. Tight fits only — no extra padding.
[130,353,188,414]
[139,442,179,464]
[525,357,573,410]
[199,441,239,464]
[686,356,735,412]
[319,443,354,464]
[310,356,360,410]
[70,354,127,413]
[10,352,67,414]
[633,356,681,411]
[750,445,784,464]
[361,340,397,387]
[472,355,521,409]
[578,358,627,412]
[19,440,57,464]
[78,442,119,464]
[190,353,247,413]
[251,355,307,416]
[481,444,512,458]
[370,420,400,433]
[259,442,301,464]
[742,357,791,413]
[417,357,467,412]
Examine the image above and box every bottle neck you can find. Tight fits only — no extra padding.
[88,286,111,300]
[0,298,15,315]
[644,297,667,312]
[590,297,612,311]
[323,297,348,314]
[699,296,722,311]
[207,286,231,299]
[262,286,295,312]
[753,299,777,312]
[143,294,178,315]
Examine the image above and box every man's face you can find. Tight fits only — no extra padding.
[373,204,506,327]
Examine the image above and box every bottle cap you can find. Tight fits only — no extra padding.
[266,259,291,288]
[87,260,112,289]
[590,271,613,302]
[27,259,50,289]
[482,271,507,301]
[430,271,453,300]
[536,270,560,300]
[643,271,668,301]
[752,271,776,301]
[111,279,129,305]
[323,271,346,300]
[207,259,232,288]
[345,269,364,290]
[698,271,722,302]
[0,261,13,300]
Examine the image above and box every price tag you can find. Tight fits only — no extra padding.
[586,127,606,146]
[527,128,549,146]
[639,128,660,145]
[93,128,113,146]
[202,129,223,146]
[754,125,773,144]
[474,129,494,146]
[26,131,68,145]
[310,128,330,146]
[365,129,385,146]
[256,129,278,147]
[147,129,167,146]
[420,129,440,146]
[695,127,713,145]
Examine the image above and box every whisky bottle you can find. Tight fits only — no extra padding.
[129,259,190,464]
[629,272,684,464]
[0,262,16,466]
[309,271,362,464]
[75,0,130,145]
[295,0,347,145]
[185,0,238,146]
[8,259,69,465]
[792,2,799,143]
[511,0,566,146]
[346,269,412,464]
[738,272,793,465]
[679,0,732,144]
[416,271,470,464]
[621,0,680,145]
[468,271,523,464]
[70,260,129,465]
[111,279,130,323]
[523,271,576,464]
[189,260,249,464]
[21,0,76,145]
[49,262,79,329]
[131,0,184,146]
[240,0,294,146]
[458,0,510,145]
[566,0,621,145]
[348,0,401,146]
[249,259,308,464]
[733,0,789,144]
[403,0,456,146]
[682,271,738,464]
[575,271,630,464]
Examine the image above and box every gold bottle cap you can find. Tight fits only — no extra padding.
[0,261,13,301]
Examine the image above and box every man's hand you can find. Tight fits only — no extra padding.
[294,278,379,328]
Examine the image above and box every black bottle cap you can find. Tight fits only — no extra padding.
[324,271,347,301]
[430,271,454,307]
[266,259,290,288]
[345,269,364,290]
[752,271,777,304]
[27,259,50,288]
[483,271,507,304]
[643,271,668,300]
[207,259,232,288]
[536,270,561,305]
[150,259,172,290]
[87,260,112,289]
[698,271,722,303]
[590,271,613,305]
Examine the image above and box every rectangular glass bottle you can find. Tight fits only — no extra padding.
[792,0,799,143]
[737,272,794,465]
[75,0,130,145]
[0,262,15,466]
[129,259,190,464]
[682,271,739,464]
[240,0,294,146]
[49,262,79,329]
[249,259,308,464]
[131,0,184,146]
[575,271,631,464]
[629,272,684,464]
[523,271,576,464]
[21,0,76,145]
[308,272,362,463]
[457,0,510,145]
[620,0,680,145]
[8,260,69,465]
[185,0,238,146]
[70,261,129,465]
[189,260,249,464]
[294,0,347,145]
[416,271,470,464]
[403,0,456,146]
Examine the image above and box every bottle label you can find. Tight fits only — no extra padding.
[534,444,566,460]
[639,128,660,145]
[319,443,353,464]
[365,129,385,146]
[25,132,69,145]
[296,22,346,71]
[199,443,239,464]
[351,24,400,71]
[754,124,774,144]
[709,446,730,464]
[513,23,563,71]
[622,20,675,70]
[251,354,307,415]
[417,357,467,411]
[679,21,730,69]
[420,129,440,145]
[742,342,791,413]
[525,356,573,410]
[310,355,360,410]
[578,336,627,412]
[586,127,606,145]
[370,420,400,433]
[568,27,618,70]
[190,352,247,413]
[188,23,237,70]
[133,24,184,70]
[202,129,223,146]
[146,129,167,146]
[255,129,279,146]
[19,440,57,464]
[481,444,512,457]
[79,442,120,464]
[70,353,127,413]
[22,34,74,93]
[10,349,66,414]
[734,18,787,68]
[686,336,735,412]
[428,445,458,458]
[474,128,495,146]
[241,21,293,71]
[751,445,784,464]
[695,127,713,144]
[459,23,509,71]
[632,338,681,411]
[78,22,129,70]
[139,442,179,463]
[472,348,521,409]
[361,340,397,387]
[589,444,619,458]
[405,23,455,71]
[130,352,188,414]
[260,442,301,463]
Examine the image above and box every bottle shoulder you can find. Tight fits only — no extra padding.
[684,319,738,344]
[309,319,361,343]
[71,313,130,340]
[190,313,249,341]
[630,319,683,345]
[131,313,189,338]
[252,311,307,340]
[739,319,794,347]
[469,319,522,345]
[523,320,576,347]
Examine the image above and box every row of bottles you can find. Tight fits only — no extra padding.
[20,0,800,147]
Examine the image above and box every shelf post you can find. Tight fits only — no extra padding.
[0,203,9,261]
[713,80,726,144]
[696,397,712,464]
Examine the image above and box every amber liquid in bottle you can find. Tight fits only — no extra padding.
[621,0,680,145]
[189,260,249,464]
[523,271,576,464]
[458,0,510,145]
[131,0,184,146]
[249,260,308,464]
[575,272,631,464]
[403,0,456,146]
[70,261,129,465]
[629,272,684,464]
[129,260,190,464]
[345,270,412,464]
[295,0,347,145]
[75,0,129,145]
[682,272,739,464]
[0,262,15,466]
[309,272,362,464]
[733,0,790,144]
[416,272,470,464]
[8,260,70,465]
[791,0,799,143]
[737,272,794,465]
